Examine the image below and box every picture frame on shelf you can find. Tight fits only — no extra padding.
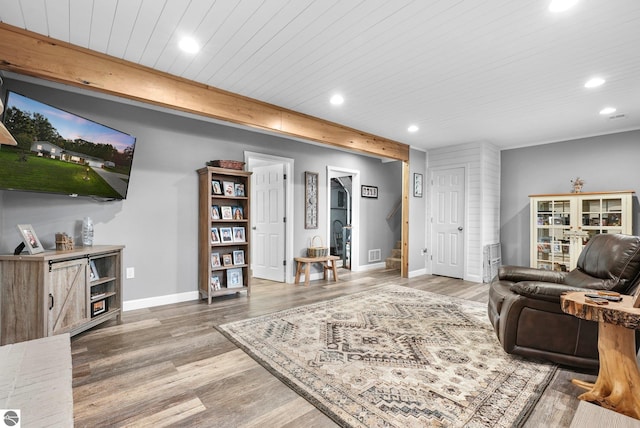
[211,252,221,268]
[413,173,423,198]
[211,205,220,220]
[220,227,233,243]
[233,250,245,265]
[305,171,318,229]
[222,253,233,266]
[89,260,100,281]
[16,224,44,254]
[361,185,378,199]
[211,227,220,244]
[232,206,243,220]
[212,180,223,195]
[227,268,244,288]
[210,275,221,291]
[223,181,235,196]
[221,206,233,220]
[91,298,107,317]
[233,227,246,242]
[235,183,245,197]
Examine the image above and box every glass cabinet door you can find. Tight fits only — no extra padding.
[580,196,624,245]
[534,199,571,271]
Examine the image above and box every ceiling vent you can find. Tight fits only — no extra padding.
[609,114,626,120]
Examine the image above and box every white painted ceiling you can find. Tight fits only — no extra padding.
[1,0,639,151]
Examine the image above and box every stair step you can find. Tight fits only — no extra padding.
[391,248,401,258]
[385,257,401,270]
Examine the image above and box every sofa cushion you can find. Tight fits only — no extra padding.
[566,234,640,291]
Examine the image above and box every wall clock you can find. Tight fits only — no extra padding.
[305,171,318,229]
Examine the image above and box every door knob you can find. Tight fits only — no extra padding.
[458,226,463,231]
[252,227,257,230]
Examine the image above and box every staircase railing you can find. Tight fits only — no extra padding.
[386,199,402,221]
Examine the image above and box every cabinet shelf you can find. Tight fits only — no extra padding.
[198,166,252,304]
[90,276,117,287]
[530,192,633,271]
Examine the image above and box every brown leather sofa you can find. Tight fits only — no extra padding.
[488,233,640,369]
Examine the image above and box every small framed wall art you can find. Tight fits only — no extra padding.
[305,171,318,229]
[361,185,378,199]
[413,173,423,198]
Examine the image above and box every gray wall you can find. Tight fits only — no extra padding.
[409,149,427,274]
[0,77,402,303]
[500,129,640,266]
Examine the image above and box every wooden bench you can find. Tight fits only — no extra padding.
[294,255,340,286]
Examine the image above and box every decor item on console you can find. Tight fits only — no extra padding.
[55,232,74,251]
[16,224,43,255]
[570,177,584,193]
[488,233,640,369]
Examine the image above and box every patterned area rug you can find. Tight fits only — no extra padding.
[218,285,556,427]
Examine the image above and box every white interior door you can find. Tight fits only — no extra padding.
[431,167,465,278]
[252,163,285,282]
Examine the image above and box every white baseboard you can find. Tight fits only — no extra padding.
[123,291,200,311]
[357,262,386,272]
[408,268,427,278]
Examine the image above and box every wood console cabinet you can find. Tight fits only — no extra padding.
[530,191,633,271]
[197,166,252,304]
[0,245,123,345]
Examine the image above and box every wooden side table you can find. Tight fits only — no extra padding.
[294,255,340,286]
[561,291,640,420]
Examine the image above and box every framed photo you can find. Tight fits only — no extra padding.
[89,260,100,281]
[235,183,245,197]
[221,206,233,220]
[232,206,244,220]
[211,205,220,220]
[211,180,223,195]
[222,253,233,266]
[211,252,221,268]
[233,250,245,265]
[305,171,318,229]
[413,173,423,198]
[17,224,44,254]
[233,226,246,242]
[220,227,233,243]
[227,268,244,288]
[223,181,235,196]
[211,227,220,244]
[361,185,378,199]
[210,275,221,291]
[91,298,108,317]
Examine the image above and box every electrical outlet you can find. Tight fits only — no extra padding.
[126,267,135,279]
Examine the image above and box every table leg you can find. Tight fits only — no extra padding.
[304,262,311,286]
[575,321,640,419]
[330,259,338,282]
[294,261,302,285]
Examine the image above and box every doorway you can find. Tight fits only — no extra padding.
[430,166,465,279]
[327,166,360,271]
[245,152,294,283]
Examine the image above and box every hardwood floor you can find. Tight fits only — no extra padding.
[71,269,595,427]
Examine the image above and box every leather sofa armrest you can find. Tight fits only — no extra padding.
[498,265,568,284]
[510,281,589,303]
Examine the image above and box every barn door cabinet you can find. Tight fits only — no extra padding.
[0,245,123,345]
[197,166,252,304]
[530,191,633,271]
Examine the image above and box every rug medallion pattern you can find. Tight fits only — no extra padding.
[219,285,556,427]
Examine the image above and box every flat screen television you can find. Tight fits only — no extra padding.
[0,90,136,200]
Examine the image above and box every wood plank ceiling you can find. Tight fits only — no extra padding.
[1,0,639,150]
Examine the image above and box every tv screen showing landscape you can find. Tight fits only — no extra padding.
[0,91,136,200]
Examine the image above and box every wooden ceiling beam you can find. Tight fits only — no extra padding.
[0,23,409,162]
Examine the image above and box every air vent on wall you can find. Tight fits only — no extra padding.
[368,249,382,262]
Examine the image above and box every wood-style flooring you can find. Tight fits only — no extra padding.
[71,269,597,427]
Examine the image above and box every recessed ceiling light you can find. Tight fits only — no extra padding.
[549,0,579,12]
[179,37,200,54]
[330,94,344,105]
[584,77,605,88]
[599,107,616,115]
[408,125,419,133]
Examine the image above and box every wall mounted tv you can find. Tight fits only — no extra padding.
[0,90,136,200]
